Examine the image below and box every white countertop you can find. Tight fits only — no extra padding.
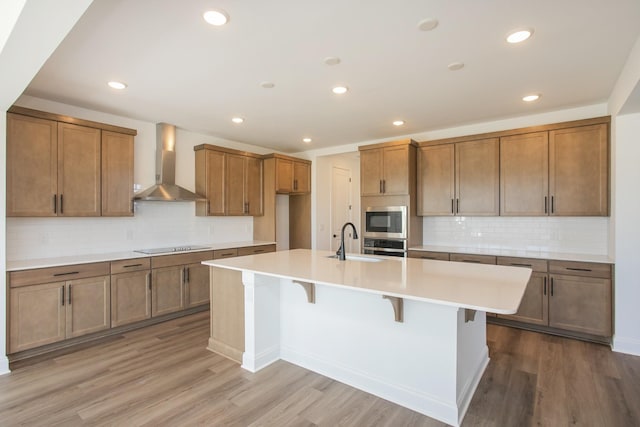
[6,240,276,271]
[203,249,531,314]
[409,245,613,264]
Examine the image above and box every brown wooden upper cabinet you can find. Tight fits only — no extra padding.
[500,123,609,216]
[418,138,499,216]
[6,108,137,217]
[194,144,264,216]
[274,156,311,194]
[549,124,609,216]
[359,139,415,196]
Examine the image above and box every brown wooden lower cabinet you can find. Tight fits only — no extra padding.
[185,262,211,308]
[111,270,151,327]
[9,275,111,353]
[409,251,613,341]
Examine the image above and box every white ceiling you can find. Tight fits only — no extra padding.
[24,0,640,152]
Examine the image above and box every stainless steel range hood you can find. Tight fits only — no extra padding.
[134,123,205,202]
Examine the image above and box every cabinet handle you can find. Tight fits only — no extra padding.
[544,196,548,214]
[123,263,143,268]
[451,199,454,214]
[510,263,532,268]
[383,180,386,193]
[207,200,211,215]
[456,198,460,214]
[566,267,592,272]
[551,196,555,214]
[543,277,547,295]
[53,194,57,214]
[185,267,190,283]
[254,249,265,253]
[53,271,79,277]
[462,260,482,264]
[421,256,437,260]
[181,267,186,283]
[294,179,298,191]
[60,194,64,214]
[61,286,65,306]
[379,180,383,194]
[550,277,554,296]
[68,285,72,305]
[131,199,134,214]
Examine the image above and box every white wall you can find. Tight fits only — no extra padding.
[1,0,94,375]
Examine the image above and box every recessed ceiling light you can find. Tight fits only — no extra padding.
[260,81,275,89]
[417,18,439,32]
[303,138,312,143]
[448,62,464,71]
[107,81,127,90]
[506,28,533,44]
[203,10,229,26]
[522,94,540,102]
[231,117,244,124]
[324,57,341,66]
[332,86,348,94]
[393,120,405,126]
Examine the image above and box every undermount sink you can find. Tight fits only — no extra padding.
[326,254,383,263]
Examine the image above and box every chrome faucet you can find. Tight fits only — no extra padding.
[337,222,359,261]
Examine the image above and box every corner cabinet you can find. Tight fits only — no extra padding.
[194,144,264,216]
[360,140,415,196]
[8,262,111,353]
[6,107,137,217]
[273,155,311,194]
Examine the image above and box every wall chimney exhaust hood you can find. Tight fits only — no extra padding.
[134,123,206,202]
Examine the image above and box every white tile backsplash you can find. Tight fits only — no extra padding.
[6,202,253,261]
[423,216,609,255]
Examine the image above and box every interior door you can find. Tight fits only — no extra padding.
[330,166,352,252]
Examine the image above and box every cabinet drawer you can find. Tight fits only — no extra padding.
[408,250,450,261]
[111,258,151,274]
[549,260,611,279]
[237,244,276,257]
[497,257,547,273]
[151,251,214,269]
[450,253,496,265]
[213,248,238,259]
[9,262,110,288]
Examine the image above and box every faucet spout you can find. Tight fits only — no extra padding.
[337,222,359,261]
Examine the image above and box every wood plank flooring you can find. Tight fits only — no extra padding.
[1,311,639,426]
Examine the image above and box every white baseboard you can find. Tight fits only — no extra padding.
[613,335,640,356]
[0,356,9,376]
[281,345,465,427]
[242,344,280,373]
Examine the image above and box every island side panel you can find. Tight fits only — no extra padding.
[208,267,245,363]
[241,271,282,372]
[278,279,466,427]
[456,309,490,426]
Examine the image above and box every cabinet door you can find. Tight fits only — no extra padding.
[6,113,58,217]
[225,153,247,215]
[455,138,499,216]
[246,156,263,215]
[293,161,310,193]
[185,262,210,308]
[360,148,383,196]
[102,131,134,216]
[382,145,409,195]
[417,144,455,215]
[57,123,101,216]
[9,282,66,353]
[500,132,549,216]
[549,124,608,216]
[499,272,549,326]
[275,158,294,193]
[152,266,185,316]
[549,274,612,337]
[206,150,226,215]
[66,276,111,338]
[111,270,151,327]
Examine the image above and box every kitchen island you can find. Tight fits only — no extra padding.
[203,249,531,426]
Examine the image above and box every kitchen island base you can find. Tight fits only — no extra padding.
[213,270,489,427]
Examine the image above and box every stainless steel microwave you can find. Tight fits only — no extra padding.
[364,206,407,239]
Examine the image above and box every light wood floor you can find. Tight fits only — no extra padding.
[1,312,639,426]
